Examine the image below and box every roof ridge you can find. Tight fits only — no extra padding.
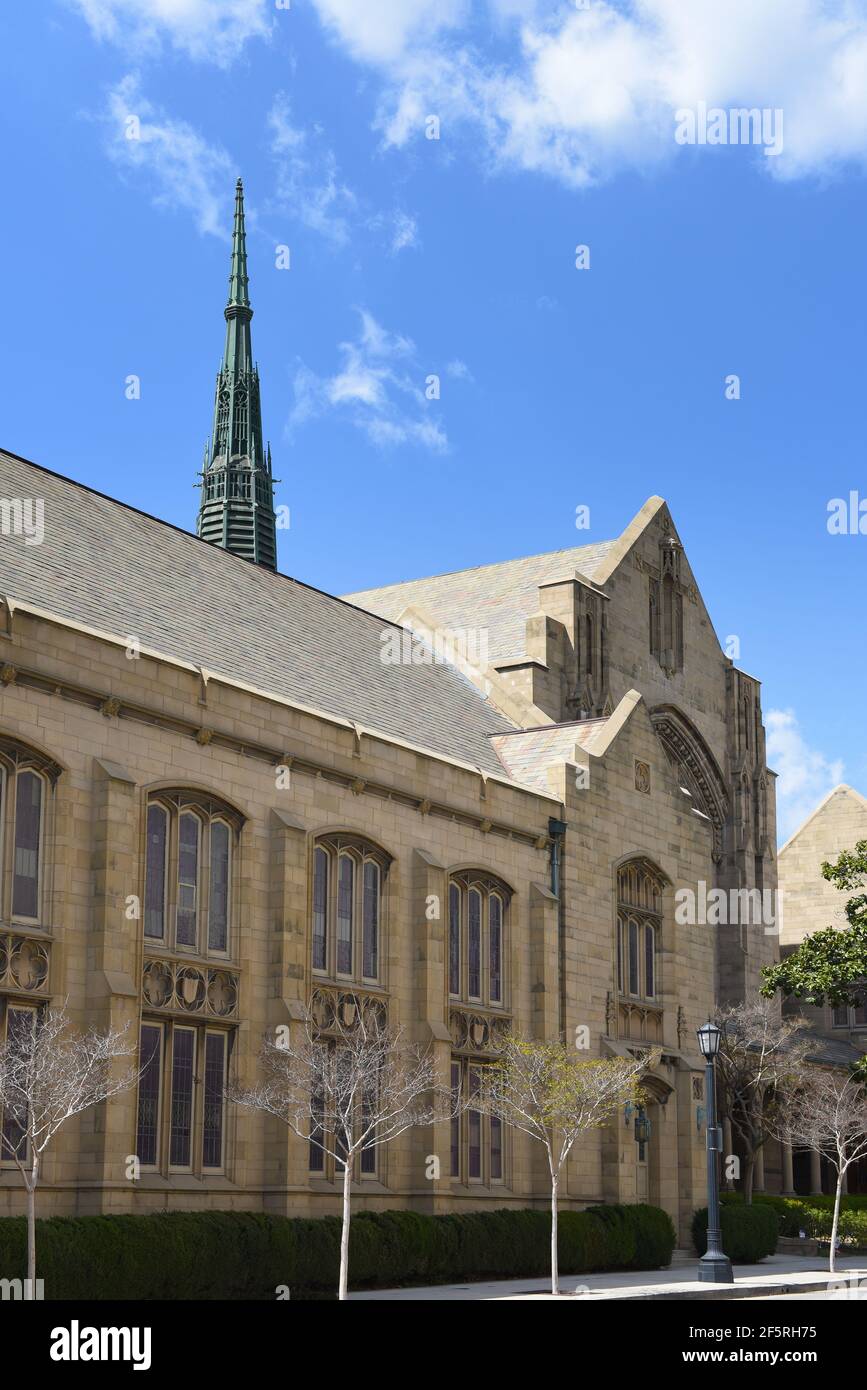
[343,538,616,594]
[778,782,867,856]
[0,445,413,636]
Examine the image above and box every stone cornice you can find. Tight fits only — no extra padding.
[4,657,552,852]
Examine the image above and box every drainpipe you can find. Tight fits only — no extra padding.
[548,817,568,1042]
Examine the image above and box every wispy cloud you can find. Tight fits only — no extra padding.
[66,0,271,65]
[767,708,845,845]
[267,94,357,247]
[309,0,867,186]
[267,95,419,254]
[387,209,420,254]
[289,309,448,452]
[446,358,473,381]
[103,75,234,236]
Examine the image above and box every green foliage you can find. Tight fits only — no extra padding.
[720,1191,867,1243]
[692,1202,778,1262]
[0,1202,675,1299]
[761,840,867,1011]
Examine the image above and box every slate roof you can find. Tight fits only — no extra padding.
[0,450,515,777]
[343,541,616,666]
[491,720,608,792]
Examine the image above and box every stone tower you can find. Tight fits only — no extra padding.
[197,179,278,569]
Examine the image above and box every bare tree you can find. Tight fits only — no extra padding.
[767,1070,867,1273]
[715,1000,812,1203]
[475,1035,650,1296]
[0,1003,137,1297]
[229,1000,448,1301]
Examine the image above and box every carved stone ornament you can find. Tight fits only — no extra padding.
[449,1008,510,1056]
[0,934,50,993]
[634,760,651,795]
[142,958,239,1019]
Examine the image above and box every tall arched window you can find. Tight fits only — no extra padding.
[448,872,510,1007]
[0,738,59,927]
[143,791,241,957]
[616,861,664,1002]
[311,834,391,985]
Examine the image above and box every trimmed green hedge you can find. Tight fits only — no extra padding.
[720,1192,867,1244]
[0,1203,675,1300]
[692,1202,778,1263]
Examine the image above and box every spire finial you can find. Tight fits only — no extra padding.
[227,177,250,312]
[196,180,279,572]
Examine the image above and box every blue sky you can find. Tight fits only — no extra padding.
[2,1,867,840]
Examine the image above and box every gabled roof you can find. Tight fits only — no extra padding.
[342,498,666,668]
[343,541,617,666]
[779,784,867,857]
[0,450,514,777]
[491,719,607,792]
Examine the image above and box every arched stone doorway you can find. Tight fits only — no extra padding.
[633,1073,673,1209]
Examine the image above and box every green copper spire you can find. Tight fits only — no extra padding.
[197,179,278,570]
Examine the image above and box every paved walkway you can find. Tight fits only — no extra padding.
[349,1253,867,1300]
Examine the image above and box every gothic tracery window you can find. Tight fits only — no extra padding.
[311,834,390,985]
[143,791,240,957]
[0,738,59,927]
[448,872,509,1007]
[616,861,664,1002]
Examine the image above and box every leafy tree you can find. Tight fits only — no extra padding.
[761,840,867,1011]
[475,1035,650,1295]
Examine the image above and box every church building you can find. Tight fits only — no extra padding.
[0,183,778,1242]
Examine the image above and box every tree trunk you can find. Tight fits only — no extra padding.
[25,1155,38,1300]
[550,1172,559,1297]
[338,1159,352,1301]
[743,1152,754,1206]
[829,1169,844,1276]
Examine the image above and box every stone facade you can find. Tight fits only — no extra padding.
[0,453,779,1243]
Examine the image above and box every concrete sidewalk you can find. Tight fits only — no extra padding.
[349,1252,867,1301]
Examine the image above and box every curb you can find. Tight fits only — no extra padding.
[571,1270,867,1301]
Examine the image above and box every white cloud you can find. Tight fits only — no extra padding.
[267,95,357,246]
[289,309,448,452]
[309,0,867,185]
[388,209,419,254]
[66,0,271,65]
[103,75,234,236]
[766,708,845,845]
[310,0,467,65]
[267,97,419,252]
[446,358,473,381]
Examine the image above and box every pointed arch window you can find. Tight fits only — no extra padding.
[12,771,43,921]
[448,872,511,1008]
[145,804,168,940]
[0,738,59,928]
[616,861,664,1002]
[311,834,391,985]
[208,821,231,953]
[143,791,241,957]
[448,882,461,996]
[313,847,329,972]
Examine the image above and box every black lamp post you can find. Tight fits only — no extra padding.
[696,1021,733,1284]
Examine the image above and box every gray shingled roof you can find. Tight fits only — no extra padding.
[0,450,514,776]
[343,541,616,665]
[491,721,608,792]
